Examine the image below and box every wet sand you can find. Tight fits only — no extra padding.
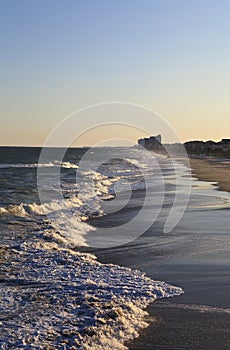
[127,301,230,350]
[94,156,230,350]
[189,157,230,192]
[127,157,230,350]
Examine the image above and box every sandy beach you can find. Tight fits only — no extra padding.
[127,301,230,350]
[2,147,230,349]
[2,0,230,348]
[95,156,230,350]
[128,156,230,350]
[189,157,230,192]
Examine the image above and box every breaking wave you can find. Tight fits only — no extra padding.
[0,147,185,348]
[0,239,183,349]
[0,161,78,168]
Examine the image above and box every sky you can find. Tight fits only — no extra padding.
[1,0,230,146]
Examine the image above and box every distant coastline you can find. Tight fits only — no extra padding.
[136,135,230,159]
[136,135,230,193]
[184,138,230,158]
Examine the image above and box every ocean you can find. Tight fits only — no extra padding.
[1,146,230,349]
[0,146,184,349]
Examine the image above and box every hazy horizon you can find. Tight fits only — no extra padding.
[0,136,227,148]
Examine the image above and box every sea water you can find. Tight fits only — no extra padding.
[0,146,184,349]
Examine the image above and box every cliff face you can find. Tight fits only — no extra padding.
[137,135,162,151]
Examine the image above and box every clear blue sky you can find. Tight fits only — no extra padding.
[1,0,230,145]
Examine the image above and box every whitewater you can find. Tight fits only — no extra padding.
[0,146,183,349]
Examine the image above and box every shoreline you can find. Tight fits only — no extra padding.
[126,156,230,350]
[126,301,230,350]
[94,156,230,350]
[189,156,230,192]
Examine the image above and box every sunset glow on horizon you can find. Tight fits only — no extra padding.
[1,0,229,146]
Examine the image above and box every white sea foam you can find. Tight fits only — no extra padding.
[0,151,189,247]
[0,169,114,246]
[0,148,187,349]
[0,200,101,246]
[0,161,78,168]
[0,240,183,349]
[158,301,230,314]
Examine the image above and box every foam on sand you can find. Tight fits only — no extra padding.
[0,238,183,349]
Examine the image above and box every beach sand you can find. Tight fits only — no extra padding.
[127,301,230,350]
[127,157,230,350]
[95,156,230,350]
[189,157,230,192]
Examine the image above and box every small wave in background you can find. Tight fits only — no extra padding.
[0,146,183,349]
